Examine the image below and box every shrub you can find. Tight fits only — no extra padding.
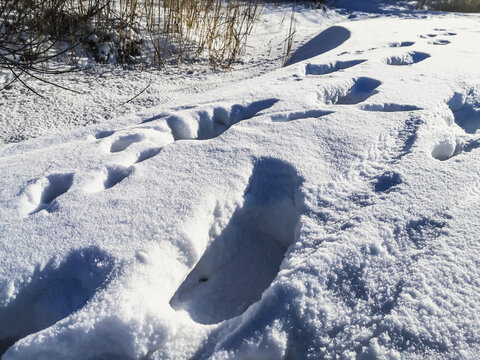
[0,0,262,94]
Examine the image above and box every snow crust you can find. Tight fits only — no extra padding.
[2,3,480,360]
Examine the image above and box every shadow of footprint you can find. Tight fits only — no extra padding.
[286,26,351,65]
[19,173,74,216]
[104,166,133,190]
[0,247,116,357]
[170,158,303,325]
[83,166,134,193]
[136,148,162,163]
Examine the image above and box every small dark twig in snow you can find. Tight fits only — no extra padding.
[120,83,152,105]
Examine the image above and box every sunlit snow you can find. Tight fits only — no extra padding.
[1,1,480,359]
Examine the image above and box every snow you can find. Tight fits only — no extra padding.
[2,2,480,359]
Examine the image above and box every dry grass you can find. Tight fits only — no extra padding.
[0,0,262,72]
[144,0,261,67]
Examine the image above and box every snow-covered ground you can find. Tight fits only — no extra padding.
[1,2,480,359]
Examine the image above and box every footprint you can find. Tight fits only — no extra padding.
[402,216,448,249]
[396,117,424,160]
[170,158,302,324]
[360,103,422,112]
[384,51,430,66]
[84,166,133,193]
[349,192,374,207]
[420,34,438,38]
[305,59,366,76]
[104,166,133,190]
[388,41,415,48]
[0,247,115,357]
[326,258,368,308]
[447,91,480,134]
[460,138,480,155]
[286,26,351,65]
[433,137,480,161]
[110,134,144,153]
[167,98,278,141]
[271,109,333,122]
[18,173,74,216]
[95,130,115,139]
[136,148,162,163]
[429,39,451,45]
[372,171,402,193]
[329,77,382,105]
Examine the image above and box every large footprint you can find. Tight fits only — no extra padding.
[169,158,303,325]
[383,51,430,66]
[320,77,382,105]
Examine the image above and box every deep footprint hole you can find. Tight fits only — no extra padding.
[104,166,133,190]
[110,134,143,153]
[388,41,415,47]
[447,91,480,134]
[136,148,162,163]
[170,158,302,325]
[373,171,402,193]
[271,109,333,122]
[29,173,74,215]
[335,77,382,105]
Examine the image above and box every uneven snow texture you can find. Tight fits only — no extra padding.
[2,7,480,360]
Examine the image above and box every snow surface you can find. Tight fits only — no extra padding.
[2,3,480,360]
